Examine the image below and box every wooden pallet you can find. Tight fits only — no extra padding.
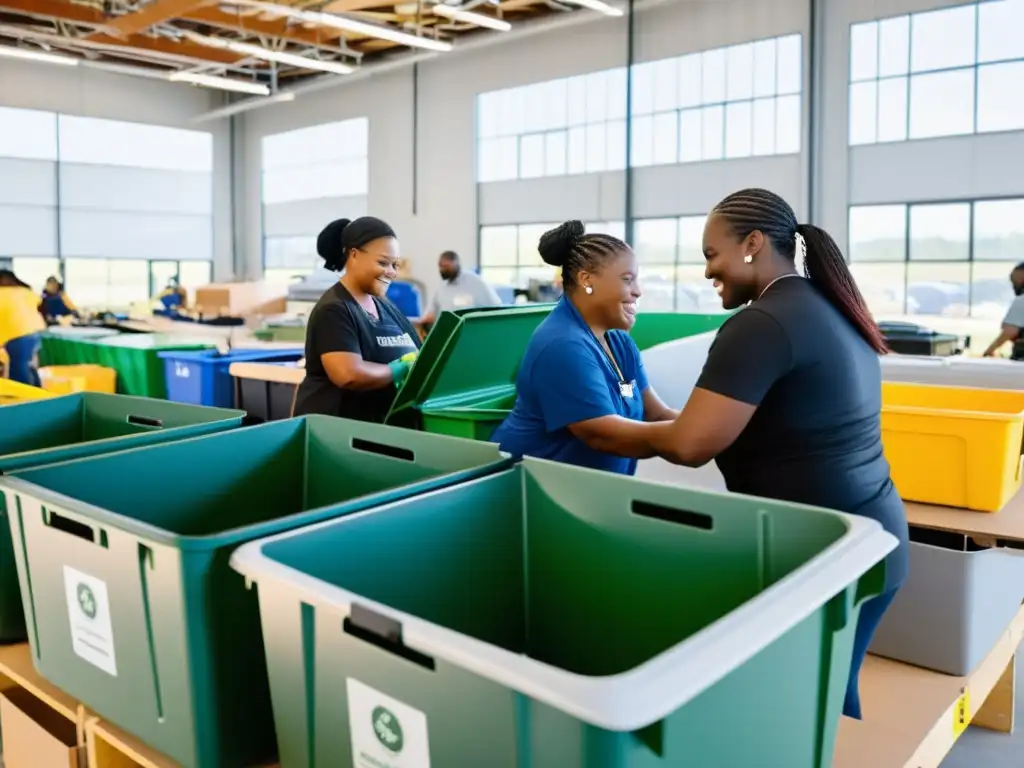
[0,642,278,768]
[833,605,1023,768]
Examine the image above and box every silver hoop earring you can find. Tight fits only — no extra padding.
[584,285,594,295]
[744,255,753,264]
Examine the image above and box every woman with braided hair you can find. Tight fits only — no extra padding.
[490,220,678,476]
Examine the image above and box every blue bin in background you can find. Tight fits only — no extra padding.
[387,281,422,318]
[159,348,303,407]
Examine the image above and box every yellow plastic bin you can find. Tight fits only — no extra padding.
[0,380,54,405]
[38,365,117,395]
[881,382,1024,512]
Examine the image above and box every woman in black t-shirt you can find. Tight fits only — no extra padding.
[293,216,420,422]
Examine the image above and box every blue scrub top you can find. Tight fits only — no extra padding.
[491,297,648,475]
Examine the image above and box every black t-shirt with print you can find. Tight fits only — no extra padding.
[294,283,420,423]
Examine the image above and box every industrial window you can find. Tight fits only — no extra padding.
[849,0,1024,145]
[848,198,1024,321]
[260,118,369,203]
[476,33,803,182]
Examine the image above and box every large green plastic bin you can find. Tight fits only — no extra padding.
[0,393,243,642]
[230,458,896,768]
[387,305,553,439]
[0,416,509,768]
[91,334,216,398]
[629,312,731,351]
[39,327,120,367]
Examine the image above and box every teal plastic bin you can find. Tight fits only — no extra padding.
[230,459,896,768]
[0,416,509,768]
[0,393,243,642]
[387,305,553,439]
[629,312,731,351]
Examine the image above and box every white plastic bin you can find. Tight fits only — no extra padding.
[638,332,726,489]
[882,355,1024,390]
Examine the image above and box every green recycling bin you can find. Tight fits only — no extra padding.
[0,416,509,768]
[230,458,896,768]
[0,393,243,642]
[387,304,553,439]
[39,327,121,367]
[629,312,731,351]
[91,334,216,398]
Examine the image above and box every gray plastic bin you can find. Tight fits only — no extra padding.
[881,355,1024,390]
[869,526,1024,675]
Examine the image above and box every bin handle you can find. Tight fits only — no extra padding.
[351,437,414,462]
[44,508,108,548]
[126,415,164,430]
[630,500,713,531]
[343,603,435,670]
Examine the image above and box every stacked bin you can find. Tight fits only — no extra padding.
[880,381,1024,512]
[387,305,552,439]
[159,348,303,408]
[230,458,896,768]
[91,334,217,398]
[0,394,243,642]
[0,416,509,767]
[872,373,1024,675]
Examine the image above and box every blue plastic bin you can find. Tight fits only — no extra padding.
[160,348,303,407]
[386,281,422,317]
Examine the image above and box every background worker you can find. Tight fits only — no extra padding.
[0,269,47,385]
[490,221,677,475]
[983,261,1024,358]
[293,216,420,422]
[419,250,502,328]
[39,276,78,323]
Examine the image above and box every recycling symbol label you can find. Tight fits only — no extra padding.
[77,583,97,619]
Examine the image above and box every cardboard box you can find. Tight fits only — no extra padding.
[194,282,288,318]
[0,687,82,768]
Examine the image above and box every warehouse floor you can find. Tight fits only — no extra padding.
[942,654,1022,766]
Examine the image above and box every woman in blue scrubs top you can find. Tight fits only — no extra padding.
[491,221,677,474]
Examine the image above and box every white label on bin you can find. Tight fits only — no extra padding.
[63,565,117,677]
[347,678,430,768]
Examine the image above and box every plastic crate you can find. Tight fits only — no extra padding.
[159,349,303,408]
[878,321,962,356]
[882,355,1024,390]
[91,334,216,398]
[881,382,1024,512]
[0,417,509,767]
[387,305,553,439]
[0,379,53,406]
[870,526,1024,675]
[39,365,117,395]
[0,394,243,643]
[231,458,895,768]
[229,361,304,423]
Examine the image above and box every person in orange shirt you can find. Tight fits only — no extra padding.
[0,269,46,385]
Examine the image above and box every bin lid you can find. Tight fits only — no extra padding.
[388,304,553,418]
[90,333,216,350]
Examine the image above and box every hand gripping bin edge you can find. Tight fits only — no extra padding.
[229,457,897,768]
[0,415,510,767]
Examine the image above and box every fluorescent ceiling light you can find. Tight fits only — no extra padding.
[564,0,623,16]
[0,45,79,66]
[235,1,452,52]
[169,70,271,95]
[184,33,355,75]
[432,4,511,31]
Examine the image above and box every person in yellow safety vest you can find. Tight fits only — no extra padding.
[0,269,46,385]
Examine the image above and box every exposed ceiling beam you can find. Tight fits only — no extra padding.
[0,0,107,28]
[181,6,343,48]
[89,0,214,39]
[321,0,397,12]
[87,32,243,63]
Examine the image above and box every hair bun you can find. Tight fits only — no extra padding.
[317,218,352,272]
[538,220,585,267]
